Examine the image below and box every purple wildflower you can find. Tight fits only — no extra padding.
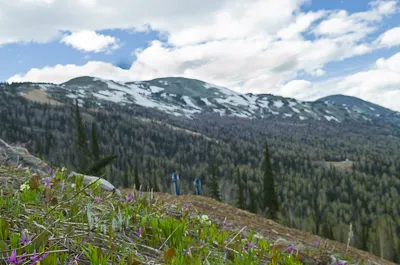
[30,249,49,263]
[222,219,228,229]
[94,197,102,203]
[42,178,53,189]
[71,251,84,265]
[7,250,26,265]
[20,233,33,245]
[135,227,143,238]
[127,192,135,202]
[314,239,322,246]
[287,245,296,256]
[336,261,346,265]
[139,191,144,197]
[200,239,205,246]
[183,203,190,211]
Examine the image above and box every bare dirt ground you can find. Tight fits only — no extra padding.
[148,192,395,265]
[23,90,62,105]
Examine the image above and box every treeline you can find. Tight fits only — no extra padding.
[0,88,400,261]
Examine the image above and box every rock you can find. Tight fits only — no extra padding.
[0,138,120,196]
[0,138,51,175]
[69,172,121,196]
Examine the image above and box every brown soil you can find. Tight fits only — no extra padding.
[143,192,395,265]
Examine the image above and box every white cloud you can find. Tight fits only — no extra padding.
[281,52,400,111]
[7,61,133,84]
[60,30,119,53]
[376,27,400,47]
[3,0,400,111]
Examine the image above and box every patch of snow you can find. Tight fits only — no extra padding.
[78,89,85,95]
[66,94,77,99]
[325,115,340,122]
[201,98,213,106]
[271,110,279,115]
[273,100,284,108]
[289,101,297,107]
[284,113,292,117]
[368,106,375,111]
[94,90,126,103]
[182,96,201,110]
[299,116,306,120]
[149,86,164,93]
[291,107,300,113]
[203,82,238,97]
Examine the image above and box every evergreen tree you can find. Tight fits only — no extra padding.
[263,140,279,219]
[74,99,90,172]
[249,185,257,214]
[209,154,220,201]
[134,161,140,190]
[123,166,130,188]
[91,122,100,161]
[153,174,159,192]
[236,168,245,209]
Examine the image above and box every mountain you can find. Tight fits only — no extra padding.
[1,76,400,262]
[4,76,399,125]
[317,94,395,116]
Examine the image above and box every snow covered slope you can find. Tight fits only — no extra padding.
[3,76,399,125]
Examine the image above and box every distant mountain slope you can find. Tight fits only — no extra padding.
[317,94,394,116]
[2,76,399,125]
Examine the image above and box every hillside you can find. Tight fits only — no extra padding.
[1,77,400,262]
[0,159,395,265]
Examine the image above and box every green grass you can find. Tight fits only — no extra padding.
[0,167,330,265]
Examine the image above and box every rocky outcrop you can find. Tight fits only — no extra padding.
[0,138,120,195]
[0,139,51,175]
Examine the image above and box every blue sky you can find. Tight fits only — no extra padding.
[1,0,400,110]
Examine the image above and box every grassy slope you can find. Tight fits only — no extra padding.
[0,164,394,265]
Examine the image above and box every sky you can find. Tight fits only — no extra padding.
[1,0,400,110]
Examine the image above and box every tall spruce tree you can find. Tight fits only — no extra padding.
[209,154,221,201]
[91,122,100,161]
[134,160,140,190]
[236,168,245,209]
[263,140,279,219]
[249,185,258,214]
[74,99,90,172]
[123,166,130,188]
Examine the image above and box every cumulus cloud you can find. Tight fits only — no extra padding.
[8,61,133,84]
[376,27,400,47]
[60,30,119,53]
[279,52,400,111]
[3,0,400,110]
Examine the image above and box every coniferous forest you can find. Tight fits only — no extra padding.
[1,88,400,262]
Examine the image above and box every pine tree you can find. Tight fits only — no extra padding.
[249,185,257,214]
[74,99,90,172]
[263,140,279,219]
[134,161,140,190]
[123,166,130,188]
[91,122,100,161]
[209,154,220,201]
[236,168,245,209]
[153,174,159,192]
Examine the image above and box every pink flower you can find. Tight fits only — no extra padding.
[94,197,102,203]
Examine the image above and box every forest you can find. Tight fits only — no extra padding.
[0,87,400,262]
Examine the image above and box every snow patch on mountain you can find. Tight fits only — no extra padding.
[274,100,284,108]
[325,115,340,122]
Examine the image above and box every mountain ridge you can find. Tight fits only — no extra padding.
[2,76,400,126]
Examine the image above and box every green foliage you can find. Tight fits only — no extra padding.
[236,168,245,209]
[263,140,278,220]
[209,154,221,201]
